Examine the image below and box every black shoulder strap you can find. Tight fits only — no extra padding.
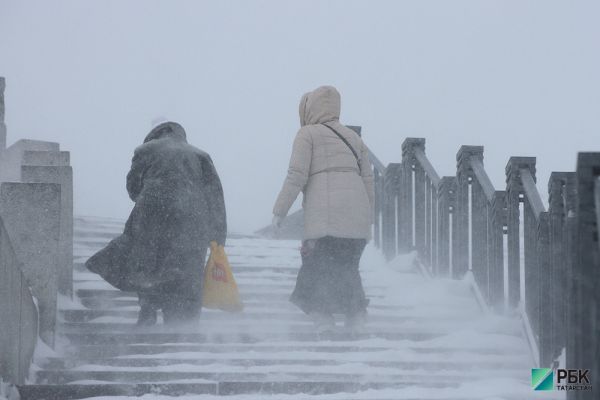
[322,123,362,174]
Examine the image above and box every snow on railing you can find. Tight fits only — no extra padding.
[368,137,600,390]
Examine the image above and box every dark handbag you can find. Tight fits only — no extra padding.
[322,123,362,174]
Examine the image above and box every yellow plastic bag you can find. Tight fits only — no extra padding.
[202,241,243,312]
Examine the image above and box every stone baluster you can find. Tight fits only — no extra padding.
[505,157,535,308]
[373,167,382,248]
[454,146,481,278]
[437,177,456,277]
[430,178,438,271]
[382,163,401,260]
[0,77,6,151]
[547,173,574,362]
[401,139,426,254]
[489,191,506,309]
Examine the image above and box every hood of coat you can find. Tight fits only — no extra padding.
[299,86,341,127]
[144,121,187,144]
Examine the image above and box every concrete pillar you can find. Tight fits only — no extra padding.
[22,150,70,166]
[0,182,61,347]
[458,147,488,292]
[0,217,38,385]
[401,139,426,254]
[0,77,6,151]
[547,172,575,363]
[454,146,483,278]
[505,157,536,308]
[437,177,456,277]
[373,168,382,248]
[0,140,60,183]
[537,211,552,366]
[489,190,506,310]
[429,180,438,271]
[22,165,73,297]
[382,163,401,260]
[414,165,426,257]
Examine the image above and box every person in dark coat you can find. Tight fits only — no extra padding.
[86,121,227,326]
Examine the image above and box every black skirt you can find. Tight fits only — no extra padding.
[290,236,369,316]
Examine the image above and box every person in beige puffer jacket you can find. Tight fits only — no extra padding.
[273,85,374,333]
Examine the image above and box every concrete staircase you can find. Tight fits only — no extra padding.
[18,216,537,399]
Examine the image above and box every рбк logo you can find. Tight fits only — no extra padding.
[556,369,592,391]
[532,368,554,391]
[531,368,592,391]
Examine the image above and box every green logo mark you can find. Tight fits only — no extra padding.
[532,368,554,391]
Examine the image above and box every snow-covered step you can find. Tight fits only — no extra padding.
[59,331,448,347]
[20,216,535,400]
[18,382,481,400]
[59,309,477,325]
[58,316,523,335]
[40,356,529,371]
[34,369,527,386]
[64,340,530,359]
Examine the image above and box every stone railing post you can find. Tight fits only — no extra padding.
[505,157,536,308]
[367,144,387,251]
[0,140,60,183]
[454,146,483,278]
[401,139,424,256]
[429,176,438,270]
[382,163,401,260]
[547,172,575,363]
[437,177,456,277]
[373,167,382,248]
[522,163,543,336]
[22,159,73,297]
[489,190,506,309]
[537,211,552,366]
[0,182,61,346]
[0,77,6,151]
[0,217,38,385]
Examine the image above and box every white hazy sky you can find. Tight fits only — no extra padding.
[1,0,598,233]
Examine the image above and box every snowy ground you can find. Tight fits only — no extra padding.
[19,216,565,399]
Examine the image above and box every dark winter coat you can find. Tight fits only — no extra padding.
[86,122,227,292]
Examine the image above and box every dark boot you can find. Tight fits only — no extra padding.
[136,304,157,326]
[136,293,158,327]
[310,312,335,333]
[344,310,367,335]
[163,298,201,326]
[161,279,202,327]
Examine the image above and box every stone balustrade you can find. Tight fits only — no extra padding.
[370,137,600,400]
[0,77,74,386]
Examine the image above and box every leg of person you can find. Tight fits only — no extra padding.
[162,278,203,326]
[136,291,158,326]
[291,238,336,332]
[340,238,369,332]
[290,239,318,313]
[302,236,368,316]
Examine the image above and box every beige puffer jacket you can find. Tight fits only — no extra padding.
[273,86,374,240]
